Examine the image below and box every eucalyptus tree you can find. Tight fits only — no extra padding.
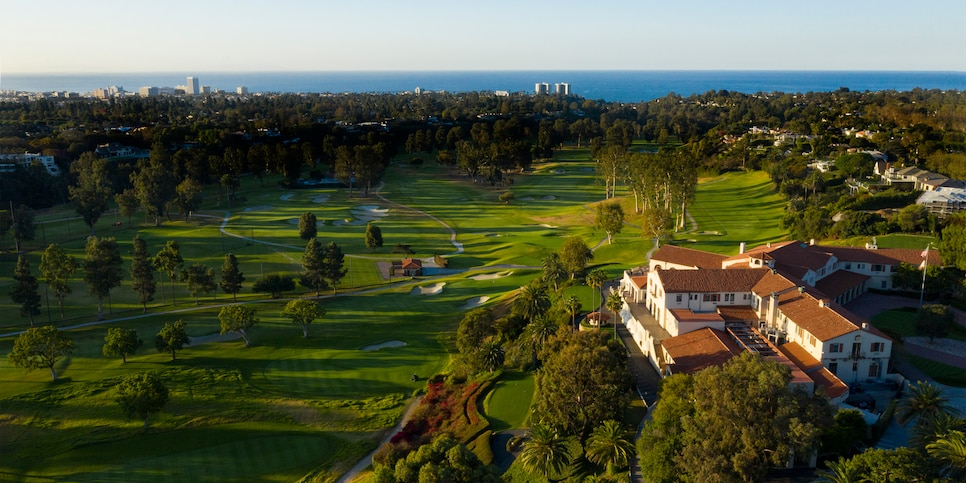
[129,234,156,312]
[83,236,124,320]
[69,152,113,236]
[154,240,185,306]
[40,243,76,319]
[10,254,41,326]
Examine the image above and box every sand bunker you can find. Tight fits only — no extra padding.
[469,271,512,281]
[361,340,407,351]
[460,296,490,310]
[312,194,330,203]
[411,282,445,295]
[539,224,558,229]
[519,196,535,201]
[244,205,273,212]
[280,193,294,201]
[541,195,556,201]
[333,205,390,226]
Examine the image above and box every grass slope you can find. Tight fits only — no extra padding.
[673,171,788,255]
[0,150,646,481]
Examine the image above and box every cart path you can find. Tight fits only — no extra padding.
[336,395,424,483]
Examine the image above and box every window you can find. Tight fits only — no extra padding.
[724,293,735,302]
[676,294,682,303]
[828,362,838,374]
[857,263,865,270]
[796,326,805,338]
[743,293,749,300]
[702,293,720,302]
[871,342,884,353]
[829,343,843,353]
[869,363,880,378]
[809,335,816,347]
[891,265,898,272]
[872,264,884,272]
[844,263,852,270]
[881,280,887,289]
[852,362,859,371]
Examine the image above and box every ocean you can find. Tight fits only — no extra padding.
[2,71,965,103]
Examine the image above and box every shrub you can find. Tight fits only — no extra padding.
[252,273,294,298]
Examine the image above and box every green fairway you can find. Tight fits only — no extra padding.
[672,170,788,255]
[0,154,799,480]
[482,370,535,432]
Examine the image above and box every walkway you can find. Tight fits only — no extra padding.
[336,395,424,483]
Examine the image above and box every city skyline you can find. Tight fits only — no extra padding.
[2,0,965,74]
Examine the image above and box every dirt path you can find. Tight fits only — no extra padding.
[337,395,424,483]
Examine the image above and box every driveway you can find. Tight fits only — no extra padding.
[844,292,919,320]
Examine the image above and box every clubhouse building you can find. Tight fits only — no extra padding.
[619,240,939,405]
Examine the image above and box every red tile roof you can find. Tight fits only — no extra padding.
[876,248,943,267]
[651,244,727,269]
[662,328,743,374]
[814,270,870,300]
[716,305,760,322]
[776,291,862,341]
[670,309,725,323]
[658,268,770,293]
[630,276,647,289]
[401,258,422,269]
[779,342,849,399]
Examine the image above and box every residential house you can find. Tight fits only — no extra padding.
[394,258,422,277]
[917,187,966,217]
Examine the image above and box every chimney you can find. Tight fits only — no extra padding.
[861,322,869,330]
[739,242,746,254]
[818,299,827,308]
[809,238,815,246]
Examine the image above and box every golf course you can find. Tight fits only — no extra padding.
[0,147,786,481]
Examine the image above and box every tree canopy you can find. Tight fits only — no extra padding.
[638,352,833,483]
[8,325,74,380]
[115,372,169,429]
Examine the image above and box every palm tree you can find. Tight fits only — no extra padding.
[586,269,608,316]
[927,430,966,481]
[896,381,960,428]
[520,425,575,480]
[525,316,559,366]
[813,457,862,483]
[585,419,634,475]
[606,290,623,340]
[514,284,552,324]
[478,338,505,373]
[564,295,582,330]
[542,252,567,292]
[910,412,966,450]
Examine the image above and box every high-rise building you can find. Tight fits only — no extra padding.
[555,82,571,95]
[535,82,550,95]
[139,86,159,97]
[237,86,249,95]
[186,76,199,95]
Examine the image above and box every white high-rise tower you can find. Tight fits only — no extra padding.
[186,76,199,95]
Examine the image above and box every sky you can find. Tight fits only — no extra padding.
[2,0,965,74]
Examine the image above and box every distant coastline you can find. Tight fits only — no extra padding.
[2,70,965,103]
